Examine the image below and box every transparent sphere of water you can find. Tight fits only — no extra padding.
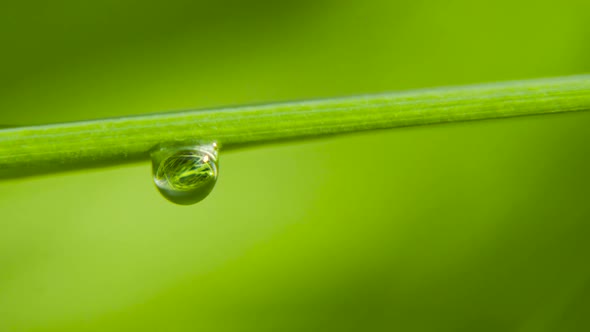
[151,142,219,205]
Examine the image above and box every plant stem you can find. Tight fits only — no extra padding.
[1,75,590,179]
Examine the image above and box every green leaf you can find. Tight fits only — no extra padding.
[1,75,589,179]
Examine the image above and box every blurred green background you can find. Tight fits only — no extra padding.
[1,0,590,331]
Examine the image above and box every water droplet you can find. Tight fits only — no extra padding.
[151,142,219,205]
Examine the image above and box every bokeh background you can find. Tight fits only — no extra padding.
[1,0,590,331]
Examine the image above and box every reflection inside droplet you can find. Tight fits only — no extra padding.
[151,142,219,205]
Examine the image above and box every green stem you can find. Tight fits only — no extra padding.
[1,75,589,179]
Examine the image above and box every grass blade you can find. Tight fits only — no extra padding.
[1,75,589,179]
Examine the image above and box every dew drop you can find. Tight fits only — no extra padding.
[151,142,219,205]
